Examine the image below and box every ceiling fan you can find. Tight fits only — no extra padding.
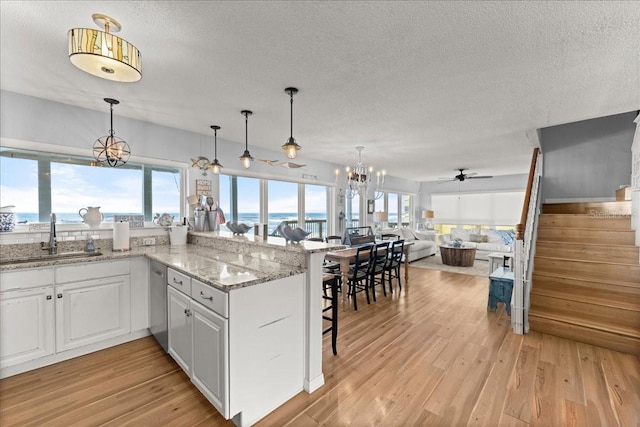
[438,168,493,183]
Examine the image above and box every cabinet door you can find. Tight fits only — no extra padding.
[0,287,55,368]
[191,300,228,418]
[56,275,131,352]
[167,286,192,374]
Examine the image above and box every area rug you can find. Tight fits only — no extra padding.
[410,255,489,277]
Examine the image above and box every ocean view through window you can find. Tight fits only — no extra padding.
[0,147,181,224]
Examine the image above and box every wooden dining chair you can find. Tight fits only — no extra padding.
[384,239,405,293]
[347,245,373,310]
[368,241,390,301]
[322,273,338,355]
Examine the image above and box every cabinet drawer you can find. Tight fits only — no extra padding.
[56,260,130,284]
[1,268,54,292]
[168,268,191,295]
[191,279,228,318]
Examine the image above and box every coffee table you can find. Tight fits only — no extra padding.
[440,245,476,267]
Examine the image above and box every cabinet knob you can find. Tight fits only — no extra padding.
[46,295,52,300]
[57,294,63,299]
[184,308,191,317]
[200,291,213,301]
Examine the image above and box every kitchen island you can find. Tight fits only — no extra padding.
[0,231,340,426]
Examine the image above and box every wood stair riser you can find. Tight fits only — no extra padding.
[536,227,635,245]
[535,242,639,264]
[528,315,640,355]
[532,274,640,310]
[542,201,632,215]
[538,214,632,230]
[529,294,640,335]
[534,257,640,284]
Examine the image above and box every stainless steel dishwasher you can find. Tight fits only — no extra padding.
[149,260,168,351]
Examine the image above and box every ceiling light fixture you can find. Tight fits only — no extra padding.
[93,98,130,167]
[282,87,301,159]
[239,110,254,169]
[68,14,142,82]
[209,125,223,174]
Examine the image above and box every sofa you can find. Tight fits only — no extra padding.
[444,228,514,260]
[380,228,437,262]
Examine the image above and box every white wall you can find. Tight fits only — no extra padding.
[0,90,419,229]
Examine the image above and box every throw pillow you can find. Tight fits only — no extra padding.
[400,228,417,241]
[469,234,488,243]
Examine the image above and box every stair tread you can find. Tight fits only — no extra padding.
[532,270,639,289]
[534,255,640,268]
[536,240,639,249]
[530,286,640,312]
[537,226,634,231]
[528,308,640,338]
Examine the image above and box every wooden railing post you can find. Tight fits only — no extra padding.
[517,147,540,240]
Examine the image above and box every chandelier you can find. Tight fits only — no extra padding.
[93,98,130,167]
[340,146,385,199]
[68,14,141,82]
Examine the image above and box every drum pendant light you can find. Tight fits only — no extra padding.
[209,125,223,174]
[282,87,301,159]
[68,14,142,82]
[239,110,254,169]
[93,98,130,167]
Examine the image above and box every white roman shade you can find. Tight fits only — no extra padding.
[431,191,525,226]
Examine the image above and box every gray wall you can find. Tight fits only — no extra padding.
[540,111,636,202]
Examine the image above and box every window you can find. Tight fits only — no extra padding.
[219,173,333,237]
[0,148,182,224]
[387,193,398,227]
[431,191,525,227]
[400,194,411,227]
[346,194,359,227]
[268,180,298,234]
[305,184,328,239]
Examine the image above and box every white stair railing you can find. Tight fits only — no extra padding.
[513,151,542,334]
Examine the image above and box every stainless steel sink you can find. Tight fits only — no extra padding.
[1,251,103,265]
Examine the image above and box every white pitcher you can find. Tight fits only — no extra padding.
[79,206,104,228]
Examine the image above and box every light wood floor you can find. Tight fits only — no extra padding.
[1,267,639,426]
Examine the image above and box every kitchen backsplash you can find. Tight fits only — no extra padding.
[0,226,169,245]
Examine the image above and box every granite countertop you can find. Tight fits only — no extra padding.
[0,244,304,292]
[189,230,343,254]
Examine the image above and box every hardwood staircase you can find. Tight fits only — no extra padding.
[529,201,640,355]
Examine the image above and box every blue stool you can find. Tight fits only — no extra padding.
[488,267,514,315]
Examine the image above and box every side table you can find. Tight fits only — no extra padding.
[487,252,514,275]
[487,267,514,315]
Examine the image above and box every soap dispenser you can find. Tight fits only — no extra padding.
[85,236,96,253]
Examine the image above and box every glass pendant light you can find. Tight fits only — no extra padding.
[282,87,301,159]
[239,110,254,169]
[209,125,223,174]
[93,98,130,167]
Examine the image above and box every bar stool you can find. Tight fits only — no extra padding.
[322,273,338,355]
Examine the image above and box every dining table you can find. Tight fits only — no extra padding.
[324,241,413,301]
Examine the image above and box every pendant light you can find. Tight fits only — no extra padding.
[68,14,142,82]
[209,125,223,174]
[239,110,254,169]
[282,87,301,159]
[93,98,130,167]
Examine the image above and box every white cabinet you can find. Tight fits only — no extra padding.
[167,269,229,418]
[1,259,134,376]
[0,267,55,369]
[191,299,228,416]
[167,285,192,374]
[0,286,55,368]
[56,274,131,352]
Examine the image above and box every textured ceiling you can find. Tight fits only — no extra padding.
[1,1,638,182]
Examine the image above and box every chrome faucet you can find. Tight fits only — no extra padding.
[48,213,57,255]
